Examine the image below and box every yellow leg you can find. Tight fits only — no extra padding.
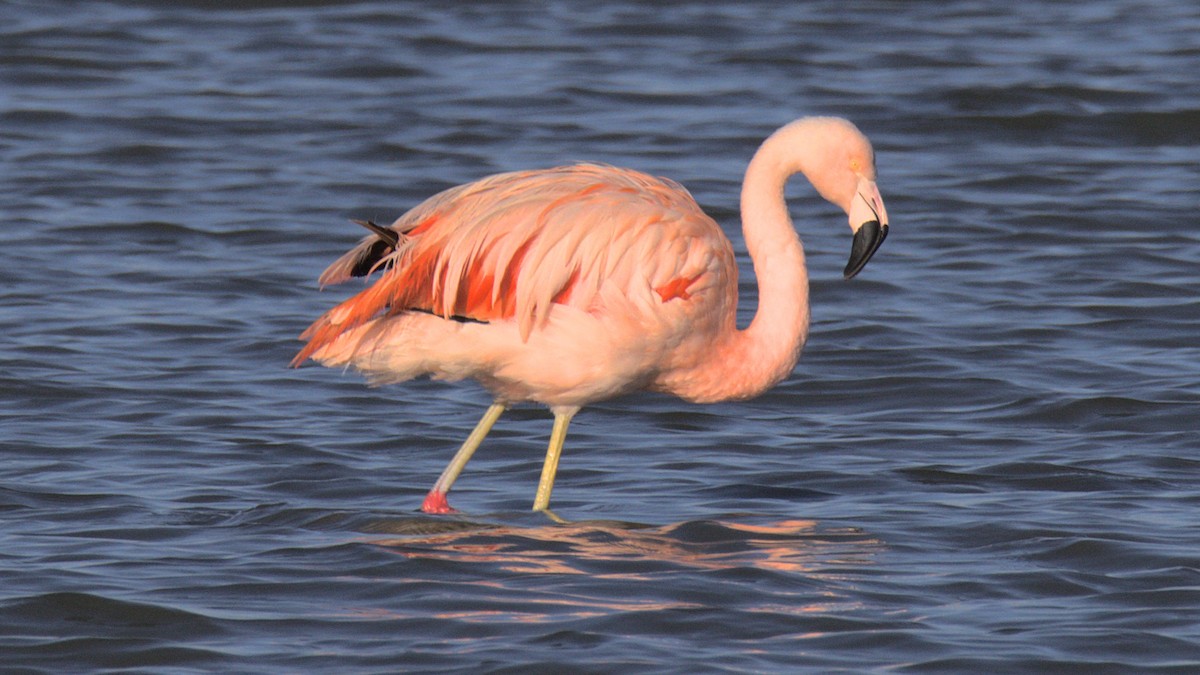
[532,408,577,512]
[422,402,505,513]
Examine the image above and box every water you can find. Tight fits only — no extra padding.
[3,0,1199,671]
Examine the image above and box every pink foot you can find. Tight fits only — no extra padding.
[421,490,458,514]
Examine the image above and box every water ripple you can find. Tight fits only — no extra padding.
[2,0,1199,671]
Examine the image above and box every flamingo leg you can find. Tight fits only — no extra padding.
[421,402,506,514]
[532,407,578,512]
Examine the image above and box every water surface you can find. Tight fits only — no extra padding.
[2,1,1199,671]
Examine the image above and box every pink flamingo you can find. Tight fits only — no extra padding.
[293,117,889,514]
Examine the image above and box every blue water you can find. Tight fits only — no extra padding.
[3,1,1199,672]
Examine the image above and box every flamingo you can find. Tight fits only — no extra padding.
[293,117,889,514]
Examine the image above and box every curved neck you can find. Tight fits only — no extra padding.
[740,133,812,364]
[681,128,812,402]
[732,133,812,395]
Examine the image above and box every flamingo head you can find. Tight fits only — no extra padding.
[787,117,890,279]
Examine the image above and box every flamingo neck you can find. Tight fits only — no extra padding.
[700,128,812,402]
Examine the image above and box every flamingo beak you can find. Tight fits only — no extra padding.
[844,177,889,279]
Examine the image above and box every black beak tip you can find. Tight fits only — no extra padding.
[843,221,888,280]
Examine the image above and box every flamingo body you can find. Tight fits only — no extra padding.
[295,117,890,513]
[295,164,737,407]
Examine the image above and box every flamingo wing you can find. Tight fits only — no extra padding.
[294,164,734,367]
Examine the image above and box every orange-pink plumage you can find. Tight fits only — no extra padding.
[294,118,890,513]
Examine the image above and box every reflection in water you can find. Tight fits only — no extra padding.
[353,515,883,623]
[367,517,882,575]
